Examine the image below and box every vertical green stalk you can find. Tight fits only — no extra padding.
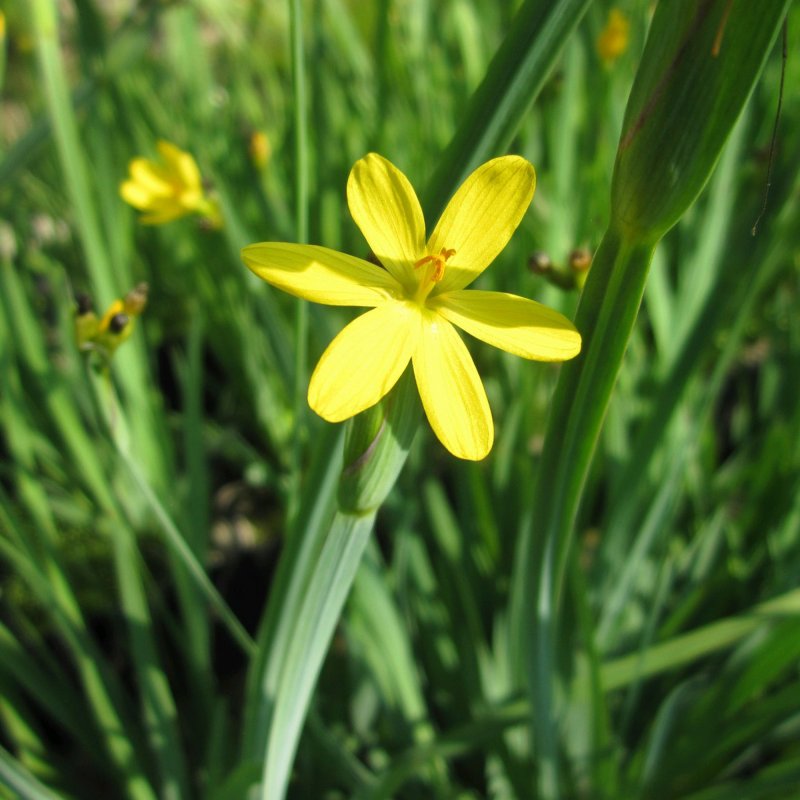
[258,511,376,798]
[523,230,656,797]
[288,0,310,525]
[510,1,791,795]
[31,0,114,305]
[245,370,421,800]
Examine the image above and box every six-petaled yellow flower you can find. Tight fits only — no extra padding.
[120,140,221,228]
[242,153,581,460]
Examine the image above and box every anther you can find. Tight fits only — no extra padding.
[414,247,456,283]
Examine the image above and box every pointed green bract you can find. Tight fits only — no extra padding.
[611,0,791,242]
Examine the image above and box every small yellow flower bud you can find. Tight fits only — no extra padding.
[597,9,630,65]
[249,131,271,170]
[568,247,592,273]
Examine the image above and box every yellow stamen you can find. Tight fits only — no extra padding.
[414,247,456,284]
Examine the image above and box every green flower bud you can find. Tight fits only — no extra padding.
[338,368,421,515]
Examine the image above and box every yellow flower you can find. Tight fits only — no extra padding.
[242,154,581,460]
[120,140,221,227]
[597,9,630,65]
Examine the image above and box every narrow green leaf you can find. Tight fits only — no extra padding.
[422,0,593,219]
[0,745,61,800]
[601,589,800,691]
[31,0,115,304]
[259,511,375,799]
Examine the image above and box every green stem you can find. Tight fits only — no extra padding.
[512,228,655,797]
[288,0,310,526]
[243,371,419,800]
[532,228,655,594]
[259,511,375,799]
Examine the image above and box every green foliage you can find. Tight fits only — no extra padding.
[1,0,799,798]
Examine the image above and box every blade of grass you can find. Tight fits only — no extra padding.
[0,745,62,800]
[601,588,800,692]
[257,511,375,798]
[241,424,343,757]
[288,0,309,526]
[31,0,114,305]
[422,0,593,219]
[0,496,157,800]
[243,365,420,799]
[349,543,447,790]
[115,440,256,658]
[0,621,110,769]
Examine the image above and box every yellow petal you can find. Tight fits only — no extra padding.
[242,243,402,307]
[432,290,582,361]
[428,156,535,294]
[309,300,421,422]
[412,311,493,460]
[128,158,173,196]
[120,179,158,210]
[156,139,202,192]
[347,153,426,291]
[158,140,202,193]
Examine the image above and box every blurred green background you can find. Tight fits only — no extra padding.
[1,1,799,798]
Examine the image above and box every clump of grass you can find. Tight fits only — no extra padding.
[2,2,799,799]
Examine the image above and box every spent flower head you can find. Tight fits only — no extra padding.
[242,153,581,460]
[120,140,221,228]
[75,283,149,361]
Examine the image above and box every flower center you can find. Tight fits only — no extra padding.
[413,247,455,302]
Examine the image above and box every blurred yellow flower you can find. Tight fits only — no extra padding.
[597,9,630,65]
[243,154,581,461]
[120,141,221,228]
